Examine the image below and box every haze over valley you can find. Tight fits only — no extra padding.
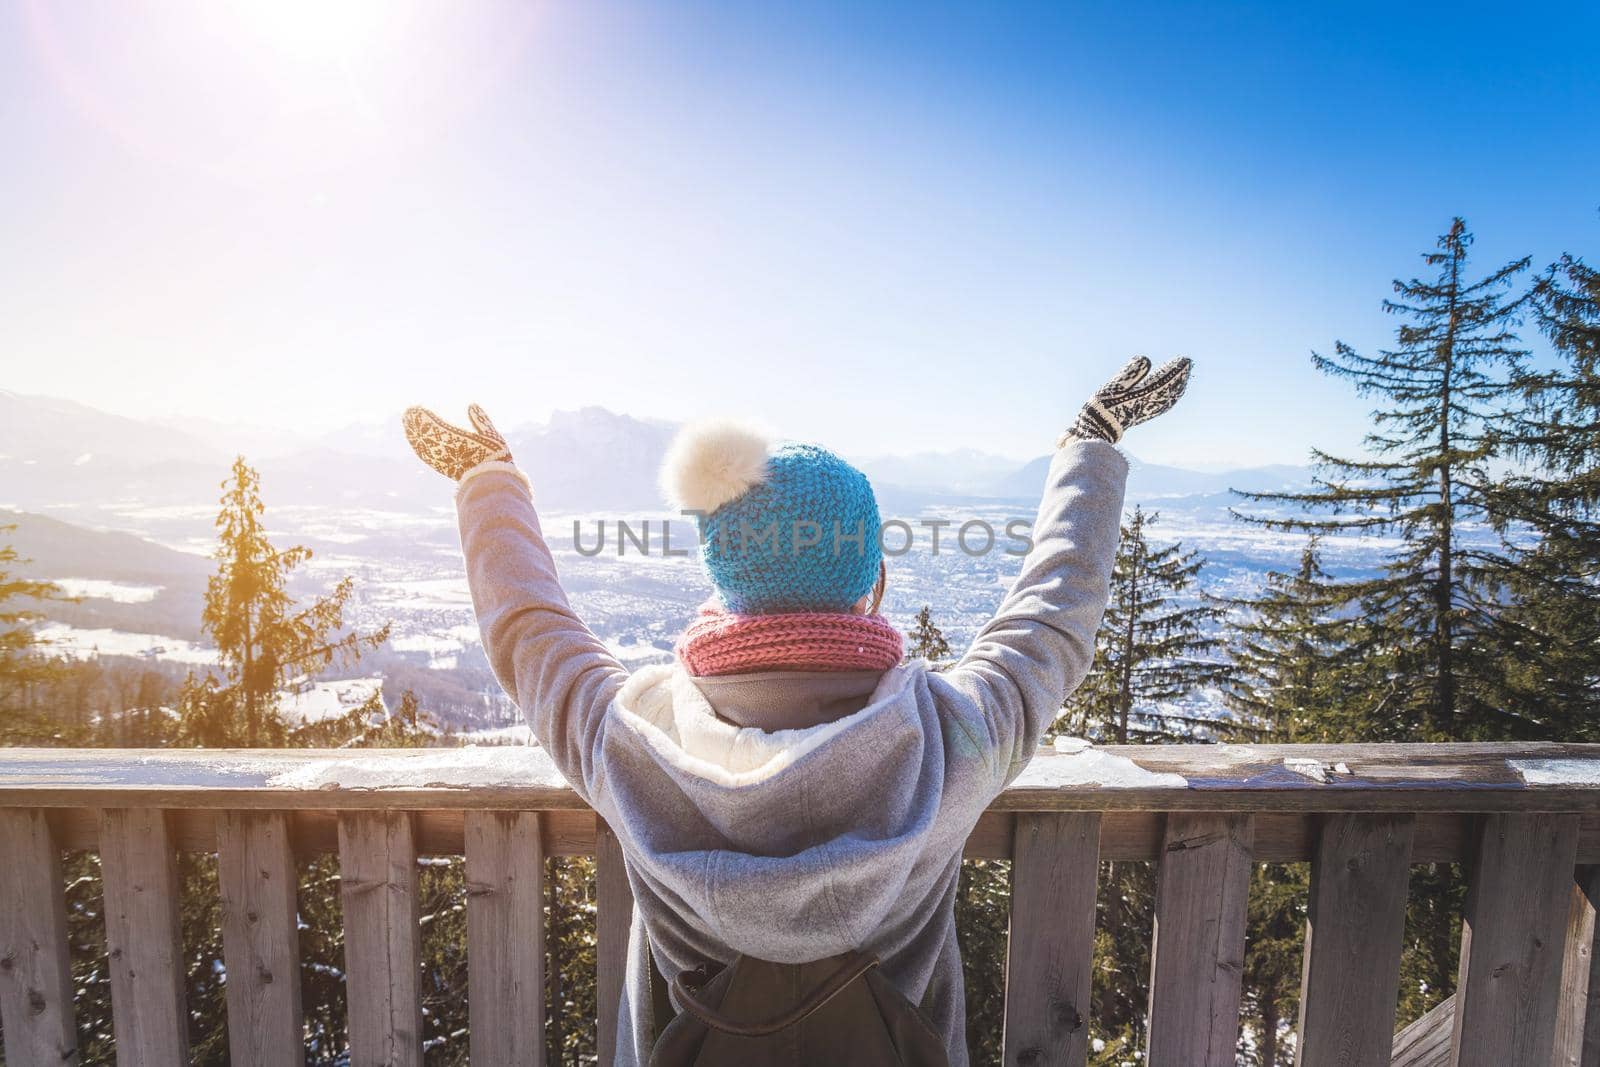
[3,389,1418,735]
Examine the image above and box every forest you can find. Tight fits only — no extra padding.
[1,219,1597,1066]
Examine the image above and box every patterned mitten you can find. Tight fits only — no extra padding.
[402,404,513,480]
[1058,356,1193,446]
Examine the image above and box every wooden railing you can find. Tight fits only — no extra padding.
[3,742,1600,1066]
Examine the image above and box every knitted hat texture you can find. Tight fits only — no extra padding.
[661,423,883,614]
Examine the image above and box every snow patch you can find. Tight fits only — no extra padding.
[264,745,566,791]
[52,578,163,604]
[1284,757,1329,783]
[1016,736,1189,790]
[34,623,216,665]
[1510,758,1600,787]
[460,722,534,745]
[277,677,386,725]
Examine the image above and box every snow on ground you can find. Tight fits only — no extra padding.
[277,676,386,725]
[371,577,474,611]
[35,623,217,665]
[460,722,534,745]
[51,577,164,603]
[605,638,673,668]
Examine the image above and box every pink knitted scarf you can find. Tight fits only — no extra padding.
[675,601,904,677]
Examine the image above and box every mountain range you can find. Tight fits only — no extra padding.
[0,390,1314,514]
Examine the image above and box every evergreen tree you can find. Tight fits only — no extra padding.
[1481,250,1600,734]
[1218,540,1363,743]
[1230,219,1540,1029]
[1063,507,1225,744]
[180,457,389,746]
[906,604,953,662]
[0,526,70,742]
[1526,251,1600,508]
[1233,218,1532,741]
[1242,864,1306,1067]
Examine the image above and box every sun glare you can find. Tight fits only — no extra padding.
[229,0,397,63]
[23,0,540,184]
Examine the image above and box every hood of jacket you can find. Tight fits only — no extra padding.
[598,659,953,963]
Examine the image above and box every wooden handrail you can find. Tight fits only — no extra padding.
[3,740,1600,810]
[2,742,1599,1067]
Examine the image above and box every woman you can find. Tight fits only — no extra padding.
[403,356,1190,1066]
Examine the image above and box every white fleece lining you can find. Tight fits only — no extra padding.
[455,460,530,499]
[613,663,914,787]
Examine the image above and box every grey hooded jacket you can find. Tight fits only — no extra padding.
[455,439,1129,1066]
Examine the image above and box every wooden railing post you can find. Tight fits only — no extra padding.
[1451,812,1580,1067]
[100,807,189,1065]
[464,810,547,1067]
[1002,812,1100,1067]
[1297,813,1415,1066]
[0,809,79,1065]
[1145,812,1254,1067]
[596,819,635,1067]
[338,812,422,1067]
[217,812,304,1067]
[1552,865,1600,1067]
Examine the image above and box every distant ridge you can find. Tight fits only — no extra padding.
[0,392,1312,513]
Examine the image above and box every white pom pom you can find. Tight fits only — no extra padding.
[660,420,770,514]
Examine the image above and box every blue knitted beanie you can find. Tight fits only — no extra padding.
[660,422,882,614]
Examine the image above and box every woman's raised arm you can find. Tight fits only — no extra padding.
[404,404,627,805]
[944,357,1191,788]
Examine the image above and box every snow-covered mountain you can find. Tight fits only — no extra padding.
[1,391,1316,515]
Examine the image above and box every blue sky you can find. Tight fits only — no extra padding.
[2,1,1596,467]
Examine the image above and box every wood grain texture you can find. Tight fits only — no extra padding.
[0,809,79,1065]
[1390,995,1454,1067]
[1295,813,1414,1067]
[1451,812,1581,1067]
[99,807,189,1066]
[595,819,635,1067]
[1002,812,1100,1067]
[6,742,1600,812]
[338,812,422,1067]
[1553,866,1600,1067]
[464,811,547,1067]
[1145,812,1254,1067]
[217,812,303,1067]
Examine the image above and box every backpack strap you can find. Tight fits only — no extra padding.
[669,951,880,1038]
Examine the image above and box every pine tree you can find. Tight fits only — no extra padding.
[1242,863,1306,1067]
[1063,507,1225,744]
[1526,252,1600,504]
[1229,219,1540,1030]
[906,604,953,662]
[1218,540,1364,743]
[1233,218,1532,741]
[0,526,70,741]
[1480,250,1600,734]
[180,457,389,746]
